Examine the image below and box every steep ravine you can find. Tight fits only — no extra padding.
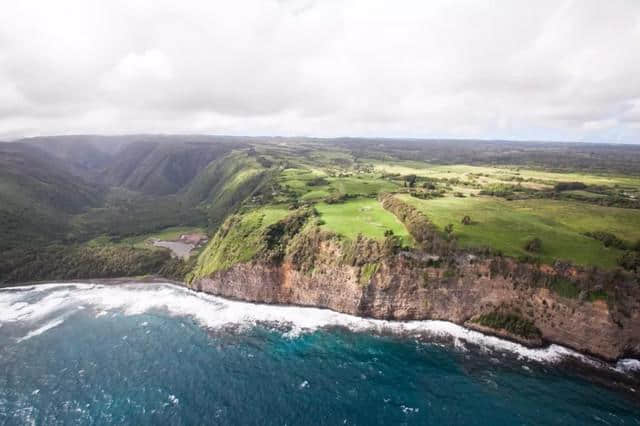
[191,242,640,361]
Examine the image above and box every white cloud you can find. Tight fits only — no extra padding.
[0,0,639,142]
[104,50,173,86]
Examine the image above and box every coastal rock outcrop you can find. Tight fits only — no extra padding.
[192,237,640,361]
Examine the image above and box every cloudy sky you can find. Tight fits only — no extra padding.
[1,0,639,142]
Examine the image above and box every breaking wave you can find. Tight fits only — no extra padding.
[1,282,637,374]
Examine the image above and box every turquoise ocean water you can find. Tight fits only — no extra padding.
[1,283,639,425]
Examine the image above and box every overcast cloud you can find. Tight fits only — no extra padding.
[0,0,639,142]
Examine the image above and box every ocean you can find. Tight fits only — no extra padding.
[1,282,639,425]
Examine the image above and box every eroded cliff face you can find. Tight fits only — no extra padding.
[191,238,640,361]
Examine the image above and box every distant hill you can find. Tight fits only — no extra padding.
[0,143,105,250]
[98,140,236,195]
[17,135,244,195]
[0,143,104,214]
[0,135,254,251]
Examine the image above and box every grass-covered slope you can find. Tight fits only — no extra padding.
[183,151,272,229]
[0,143,105,251]
[99,140,235,195]
[0,143,104,214]
[277,167,400,202]
[400,194,640,268]
[188,205,289,280]
[4,135,640,285]
[315,198,412,245]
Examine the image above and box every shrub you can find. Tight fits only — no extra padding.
[422,182,436,190]
[550,278,580,299]
[554,181,587,191]
[442,268,456,278]
[359,262,379,285]
[259,209,311,263]
[324,193,354,204]
[587,289,608,302]
[404,174,417,188]
[517,254,541,265]
[306,176,328,187]
[524,237,542,253]
[378,193,453,255]
[473,311,541,339]
[584,231,627,249]
[618,251,640,272]
[478,183,518,197]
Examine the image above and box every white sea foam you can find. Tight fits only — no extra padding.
[615,358,640,373]
[17,316,66,342]
[0,291,73,323]
[400,405,419,414]
[1,282,638,373]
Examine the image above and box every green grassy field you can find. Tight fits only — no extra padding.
[279,167,400,201]
[189,205,290,279]
[400,194,640,268]
[269,159,640,268]
[326,176,398,196]
[315,198,412,245]
[371,160,640,189]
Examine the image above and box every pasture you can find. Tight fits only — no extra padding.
[315,198,412,244]
[400,194,640,268]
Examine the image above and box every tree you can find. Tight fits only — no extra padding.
[422,182,436,190]
[404,174,417,188]
[382,234,402,256]
[524,237,542,253]
[618,251,640,272]
[444,224,454,240]
[554,181,587,191]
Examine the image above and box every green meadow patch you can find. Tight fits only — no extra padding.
[279,167,399,201]
[400,194,640,268]
[372,159,640,187]
[325,176,398,197]
[315,198,412,245]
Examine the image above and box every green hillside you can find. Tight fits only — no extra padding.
[3,135,640,284]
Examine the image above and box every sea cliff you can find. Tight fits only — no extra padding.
[191,234,640,361]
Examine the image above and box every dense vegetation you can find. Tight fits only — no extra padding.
[2,135,640,290]
[472,311,542,339]
[0,245,173,284]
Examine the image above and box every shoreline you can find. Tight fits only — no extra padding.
[3,277,640,398]
[3,277,640,366]
[0,275,185,289]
